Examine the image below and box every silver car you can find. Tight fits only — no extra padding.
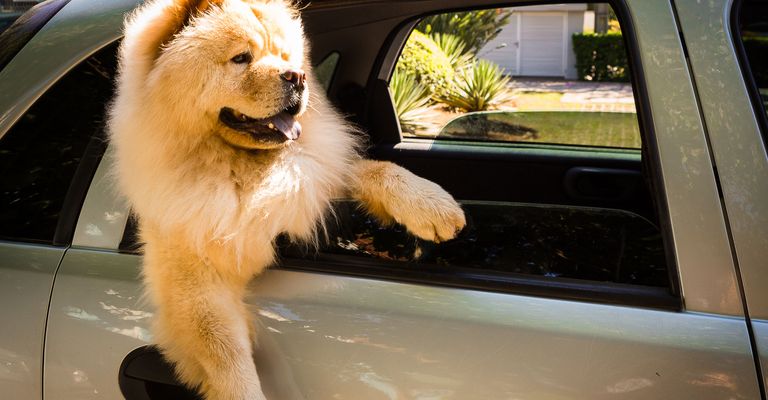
[1,0,767,399]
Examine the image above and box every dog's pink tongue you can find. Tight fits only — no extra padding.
[271,112,301,140]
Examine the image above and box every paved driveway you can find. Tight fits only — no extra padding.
[509,78,636,112]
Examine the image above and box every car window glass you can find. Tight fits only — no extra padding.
[389,3,640,149]
[735,0,768,131]
[0,43,116,244]
[282,200,667,287]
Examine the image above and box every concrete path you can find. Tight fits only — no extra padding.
[509,78,636,112]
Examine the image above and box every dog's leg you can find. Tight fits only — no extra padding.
[143,244,266,400]
[351,159,466,242]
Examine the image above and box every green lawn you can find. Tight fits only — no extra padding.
[439,111,641,149]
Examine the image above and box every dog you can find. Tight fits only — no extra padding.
[108,0,466,398]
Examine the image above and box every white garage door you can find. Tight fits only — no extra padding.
[519,13,566,77]
[478,15,519,75]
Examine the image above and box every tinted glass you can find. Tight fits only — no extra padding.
[283,201,668,287]
[0,43,116,243]
[736,0,768,123]
[390,3,641,149]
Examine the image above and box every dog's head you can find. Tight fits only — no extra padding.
[149,0,309,150]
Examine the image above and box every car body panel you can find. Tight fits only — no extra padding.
[46,247,762,400]
[44,249,145,400]
[625,0,743,317]
[0,243,64,399]
[754,321,768,389]
[675,0,768,388]
[676,0,768,316]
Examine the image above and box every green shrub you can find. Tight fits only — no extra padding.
[396,30,454,97]
[417,9,512,56]
[572,33,629,82]
[438,59,513,112]
[430,33,474,72]
[389,69,434,133]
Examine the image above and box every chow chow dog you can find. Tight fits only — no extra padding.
[108,0,466,398]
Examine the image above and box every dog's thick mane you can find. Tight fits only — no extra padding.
[109,0,362,270]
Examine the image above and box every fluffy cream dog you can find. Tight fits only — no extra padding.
[108,0,465,398]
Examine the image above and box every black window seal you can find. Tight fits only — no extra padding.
[0,0,72,73]
[277,253,680,311]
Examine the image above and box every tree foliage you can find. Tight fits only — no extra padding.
[416,9,512,56]
[395,30,454,96]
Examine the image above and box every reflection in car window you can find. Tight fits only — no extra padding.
[389,3,640,149]
[0,43,116,244]
[283,201,668,288]
[736,0,768,127]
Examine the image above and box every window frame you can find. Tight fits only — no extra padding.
[281,0,683,310]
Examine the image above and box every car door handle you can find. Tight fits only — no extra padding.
[119,346,203,400]
[564,167,642,202]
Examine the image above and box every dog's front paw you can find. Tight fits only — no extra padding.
[387,170,466,242]
[389,175,466,243]
[355,160,466,243]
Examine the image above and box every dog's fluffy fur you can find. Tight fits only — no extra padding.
[108,0,465,398]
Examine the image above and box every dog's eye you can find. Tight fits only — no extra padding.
[231,52,252,64]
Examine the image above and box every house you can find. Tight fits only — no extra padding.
[480,4,595,79]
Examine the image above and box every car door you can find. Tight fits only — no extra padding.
[4,0,757,399]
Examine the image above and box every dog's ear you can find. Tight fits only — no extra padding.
[162,0,224,45]
[124,0,224,66]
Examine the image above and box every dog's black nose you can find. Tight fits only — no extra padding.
[281,69,305,86]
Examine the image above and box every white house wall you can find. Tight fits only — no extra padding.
[479,5,587,79]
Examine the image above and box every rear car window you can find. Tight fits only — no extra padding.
[0,43,115,244]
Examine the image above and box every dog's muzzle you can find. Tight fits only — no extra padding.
[219,107,302,142]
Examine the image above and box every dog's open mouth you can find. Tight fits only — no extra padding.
[219,107,302,143]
